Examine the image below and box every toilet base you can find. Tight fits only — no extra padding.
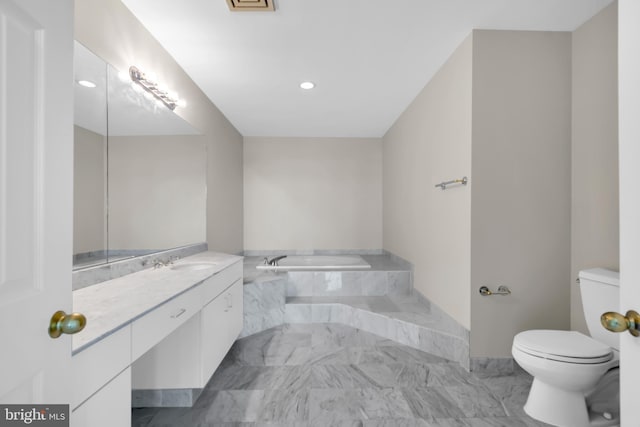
[524,378,619,427]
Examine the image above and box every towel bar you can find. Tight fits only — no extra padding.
[435,176,467,190]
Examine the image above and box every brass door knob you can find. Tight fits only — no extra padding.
[49,310,87,338]
[601,310,640,337]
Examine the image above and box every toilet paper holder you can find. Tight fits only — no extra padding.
[479,285,511,296]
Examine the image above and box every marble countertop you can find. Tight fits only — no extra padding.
[72,251,242,355]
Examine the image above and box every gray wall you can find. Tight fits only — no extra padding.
[383,35,473,329]
[75,0,243,255]
[244,137,383,252]
[570,1,619,335]
[470,30,572,358]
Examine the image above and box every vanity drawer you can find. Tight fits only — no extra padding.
[131,287,202,361]
[202,261,243,304]
[72,324,131,410]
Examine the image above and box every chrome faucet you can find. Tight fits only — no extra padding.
[152,259,166,269]
[151,258,177,269]
[263,255,287,266]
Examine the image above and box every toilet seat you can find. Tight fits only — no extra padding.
[513,330,613,364]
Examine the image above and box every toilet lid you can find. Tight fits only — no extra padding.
[514,330,613,364]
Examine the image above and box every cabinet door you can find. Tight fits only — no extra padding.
[201,287,232,384]
[227,279,244,342]
[71,367,131,427]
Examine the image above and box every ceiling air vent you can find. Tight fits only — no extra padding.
[226,0,275,11]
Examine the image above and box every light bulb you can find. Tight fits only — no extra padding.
[78,80,96,88]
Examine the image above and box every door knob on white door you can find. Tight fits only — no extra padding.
[601,310,640,337]
[48,310,87,338]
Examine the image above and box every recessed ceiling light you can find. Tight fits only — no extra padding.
[300,81,315,90]
[77,80,97,88]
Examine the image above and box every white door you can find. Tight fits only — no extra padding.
[618,1,640,425]
[0,0,74,406]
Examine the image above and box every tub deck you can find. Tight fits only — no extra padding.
[242,254,470,370]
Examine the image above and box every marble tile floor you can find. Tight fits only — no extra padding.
[132,323,551,427]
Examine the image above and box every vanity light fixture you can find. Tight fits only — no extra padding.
[77,80,96,88]
[128,66,183,111]
[300,81,315,90]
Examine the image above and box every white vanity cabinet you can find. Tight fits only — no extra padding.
[130,261,243,401]
[72,254,243,426]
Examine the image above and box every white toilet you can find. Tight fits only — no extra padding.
[512,268,620,427]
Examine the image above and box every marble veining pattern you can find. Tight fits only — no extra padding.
[73,243,209,290]
[241,277,287,338]
[72,251,242,353]
[285,296,469,368]
[132,324,551,427]
[241,254,512,374]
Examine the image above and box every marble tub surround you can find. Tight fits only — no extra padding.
[72,242,208,290]
[243,253,408,271]
[382,249,414,271]
[240,254,412,338]
[132,323,550,427]
[286,270,411,297]
[285,295,469,369]
[243,257,286,284]
[72,251,242,353]
[241,254,470,369]
[241,275,287,338]
[245,254,412,297]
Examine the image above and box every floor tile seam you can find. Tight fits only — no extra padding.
[402,384,500,395]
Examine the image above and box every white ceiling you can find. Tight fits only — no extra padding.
[121,0,613,138]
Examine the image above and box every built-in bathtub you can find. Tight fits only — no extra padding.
[255,255,371,270]
[243,253,471,370]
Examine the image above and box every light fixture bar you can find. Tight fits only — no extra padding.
[129,66,180,110]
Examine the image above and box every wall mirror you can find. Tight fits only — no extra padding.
[73,41,206,270]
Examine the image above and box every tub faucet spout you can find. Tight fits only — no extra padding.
[266,255,287,266]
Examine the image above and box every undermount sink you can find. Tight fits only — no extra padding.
[171,263,217,271]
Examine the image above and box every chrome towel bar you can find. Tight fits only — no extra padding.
[479,285,511,296]
[435,176,467,190]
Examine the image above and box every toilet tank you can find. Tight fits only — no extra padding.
[579,268,620,350]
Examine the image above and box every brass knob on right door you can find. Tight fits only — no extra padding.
[601,310,640,337]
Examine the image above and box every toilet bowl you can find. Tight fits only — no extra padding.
[512,268,620,427]
[512,330,619,427]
